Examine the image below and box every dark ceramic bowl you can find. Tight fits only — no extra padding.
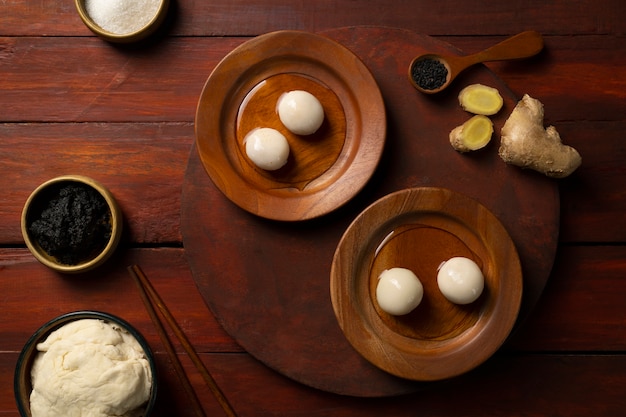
[21,175,123,274]
[14,311,157,417]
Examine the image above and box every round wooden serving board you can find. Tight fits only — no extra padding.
[181,27,559,397]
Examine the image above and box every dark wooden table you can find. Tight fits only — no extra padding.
[2,1,625,416]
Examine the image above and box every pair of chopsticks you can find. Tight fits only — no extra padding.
[128,265,237,417]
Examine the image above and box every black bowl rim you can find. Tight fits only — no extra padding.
[14,310,157,417]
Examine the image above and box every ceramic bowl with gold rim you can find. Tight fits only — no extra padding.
[21,175,123,274]
[75,0,170,43]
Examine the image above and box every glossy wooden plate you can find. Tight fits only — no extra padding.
[194,30,386,221]
[330,187,523,381]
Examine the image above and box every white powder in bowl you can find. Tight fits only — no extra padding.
[84,0,162,35]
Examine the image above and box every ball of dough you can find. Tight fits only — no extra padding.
[29,319,151,417]
[244,127,290,170]
[376,268,424,315]
[277,90,324,135]
[437,257,485,304]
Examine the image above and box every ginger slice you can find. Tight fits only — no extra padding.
[449,115,494,152]
[458,84,504,115]
[498,94,581,178]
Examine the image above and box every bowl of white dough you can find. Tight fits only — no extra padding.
[14,311,157,417]
[75,0,170,43]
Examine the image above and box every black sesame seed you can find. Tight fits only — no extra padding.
[28,183,111,265]
[411,58,448,90]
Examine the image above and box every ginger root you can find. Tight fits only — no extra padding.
[450,115,493,152]
[458,84,503,115]
[498,94,581,178]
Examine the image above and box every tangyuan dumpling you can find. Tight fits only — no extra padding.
[437,257,484,304]
[244,127,290,170]
[376,268,424,315]
[277,90,325,135]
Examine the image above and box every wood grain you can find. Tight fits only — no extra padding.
[194,30,385,220]
[0,123,193,244]
[1,0,625,414]
[0,35,624,123]
[0,37,245,122]
[2,1,625,37]
[2,120,625,243]
[330,187,522,381]
[182,27,558,396]
[2,351,626,416]
[1,247,626,415]
[0,248,239,353]
[508,245,626,351]
[409,31,544,94]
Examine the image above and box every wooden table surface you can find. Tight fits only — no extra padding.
[1,1,625,416]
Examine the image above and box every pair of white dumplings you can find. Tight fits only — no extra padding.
[244,90,325,171]
[376,257,485,316]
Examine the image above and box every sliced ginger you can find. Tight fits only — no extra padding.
[458,84,503,115]
[499,94,581,178]
[450,115,493,152]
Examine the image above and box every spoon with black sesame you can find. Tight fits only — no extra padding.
[408,31,544,94]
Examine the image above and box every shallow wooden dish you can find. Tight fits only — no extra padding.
[195,30,386,221]
[330,187,523,381]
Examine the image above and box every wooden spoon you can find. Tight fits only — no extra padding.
[408,31,544,94]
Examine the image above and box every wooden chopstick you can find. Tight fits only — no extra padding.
[128,265,206,417]
[128,265,237,417]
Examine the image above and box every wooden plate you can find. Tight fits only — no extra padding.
[330,187,523,381]
[194,30,386,221]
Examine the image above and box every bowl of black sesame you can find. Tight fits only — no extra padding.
[21,175,123,274]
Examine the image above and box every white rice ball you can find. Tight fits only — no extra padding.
[244,128,290,170]
[376,268,424,315]
[277,90,325,135]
